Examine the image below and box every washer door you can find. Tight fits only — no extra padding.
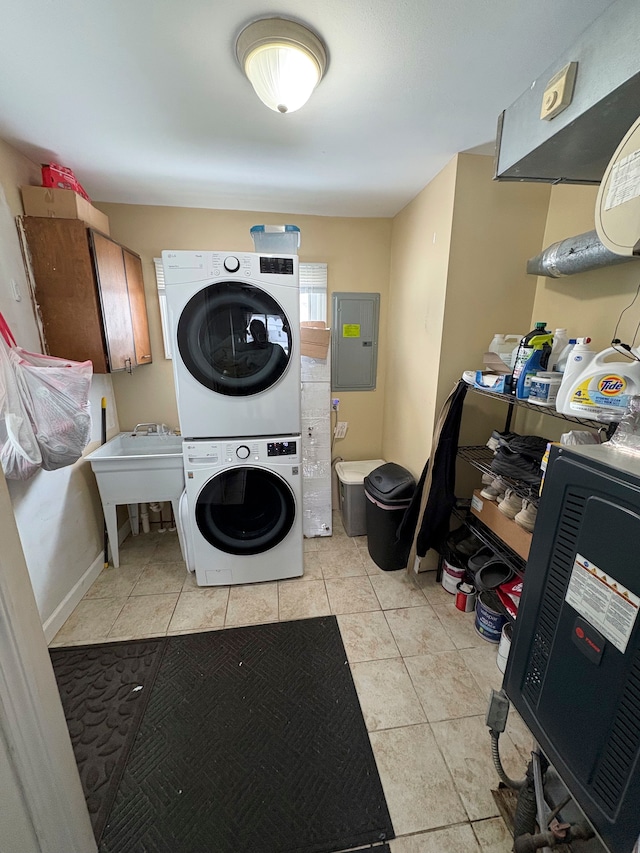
[195,467,296,555]
[177,281,292,396]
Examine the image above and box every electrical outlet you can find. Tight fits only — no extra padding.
[332,398,340,411]
[334,421,348,439]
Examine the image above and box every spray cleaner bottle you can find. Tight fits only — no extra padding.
[511,322,550,394]
[516,334,553,399]
[554,338,640,420]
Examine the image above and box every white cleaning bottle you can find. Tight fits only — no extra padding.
[549,329,569,372]
[556,339,594,408]
[556,339,640,420]
[554,339,577,374]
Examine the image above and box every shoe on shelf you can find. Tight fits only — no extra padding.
[481,473,494,486]
[446,527,483,558]
[497,489,523,519]
[454,533,484,558]
[486,430,518,453]
[467,546,496,578]
[480,478,507,501]
[480,474,507,503]
[515,500,538,532]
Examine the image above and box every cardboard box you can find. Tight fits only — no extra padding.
[470,489,532,561]
[300,322,330,359]
[21,186,109,235]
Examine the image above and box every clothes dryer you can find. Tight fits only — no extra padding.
[182,435,303,586]
[163,250,301,438]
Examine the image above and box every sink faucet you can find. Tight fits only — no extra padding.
[133,423,172,436]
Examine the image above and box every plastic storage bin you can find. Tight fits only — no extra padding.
[365,463,416,571]
[250,224,300,254]
[335,459,386,536]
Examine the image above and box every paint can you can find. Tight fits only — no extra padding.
[496,621,514,672]
[441,556,465,594]
[455,581,477,613]
[474,591,507,643]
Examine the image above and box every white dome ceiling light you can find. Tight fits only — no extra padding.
[236,18,327,114]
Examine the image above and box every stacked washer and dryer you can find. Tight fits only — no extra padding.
[163,250,303,586]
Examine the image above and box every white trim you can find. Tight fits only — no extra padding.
[42,518,132,643]
[299,262,328,323]
[0,471,97,853]
[153,257,172,359]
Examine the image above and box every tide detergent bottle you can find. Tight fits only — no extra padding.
[556,339,640,420]
[515,334,554,399]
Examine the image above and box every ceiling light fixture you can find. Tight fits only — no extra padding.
[236,18,327,114]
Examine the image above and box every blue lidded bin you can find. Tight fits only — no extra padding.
[250,224,300,254]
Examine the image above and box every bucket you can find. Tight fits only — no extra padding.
[529,372,562,407]
[441,557,465,594]
[474,591,507,643]
[455,581,477,613]
[496,621,514,672]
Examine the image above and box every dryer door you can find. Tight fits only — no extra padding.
[195,467,296,555]
[177,281,292,396]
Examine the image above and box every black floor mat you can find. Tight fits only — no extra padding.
[51,616,394,853]
[50,638,165,840]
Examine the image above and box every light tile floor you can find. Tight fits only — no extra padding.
[51,512,531,852]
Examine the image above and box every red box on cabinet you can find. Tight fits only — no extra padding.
[41,164,90,201]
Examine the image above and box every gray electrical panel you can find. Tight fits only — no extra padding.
[331,292,380,391]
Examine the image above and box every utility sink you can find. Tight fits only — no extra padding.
[88,432,183,465]
[86,432,185,568]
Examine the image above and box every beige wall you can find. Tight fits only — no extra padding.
[518,183,640,442]
[0,138,118,631]
[444,155,551,494]
[531,183,640,352]
[97,203,392,460]
[382,157,457,478]
[382,154,550,482]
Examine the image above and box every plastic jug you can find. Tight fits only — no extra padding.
[555,341,640,420]
[511,322,550,394]
[488,334,522,369]
[553,339,577,374]
[515,335,553,399]
[549,329,569,371]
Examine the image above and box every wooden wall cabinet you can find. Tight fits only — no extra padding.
[21,217,152,373]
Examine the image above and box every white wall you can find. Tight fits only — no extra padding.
[0,138,119,635]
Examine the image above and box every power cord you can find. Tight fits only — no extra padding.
[611,277,640,359]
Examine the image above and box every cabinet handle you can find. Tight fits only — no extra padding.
[141,354,151,360]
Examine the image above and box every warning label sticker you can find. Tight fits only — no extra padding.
[605,148,640,210]
[342,324,361,338]
[565,554,640,654]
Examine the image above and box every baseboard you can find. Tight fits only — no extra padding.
[42,518,132,643]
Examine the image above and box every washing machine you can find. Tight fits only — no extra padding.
[163,250,301,439]
[181,435,303,586]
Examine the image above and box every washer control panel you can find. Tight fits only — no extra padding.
[223,256,240,272]
[267,441,297,457]
[184,437,300,466]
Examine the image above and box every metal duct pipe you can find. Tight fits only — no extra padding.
[526,230,638,278]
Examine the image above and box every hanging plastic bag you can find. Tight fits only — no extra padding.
[0,313,93,473]
[0,332,41,479]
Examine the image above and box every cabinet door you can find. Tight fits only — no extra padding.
[122,250,152,366]
[90,231,135,372]
[21,217,109,372]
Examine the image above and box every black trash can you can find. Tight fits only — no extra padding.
[364,462,416,571]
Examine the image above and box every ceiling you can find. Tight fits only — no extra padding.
[0,0,618,217]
